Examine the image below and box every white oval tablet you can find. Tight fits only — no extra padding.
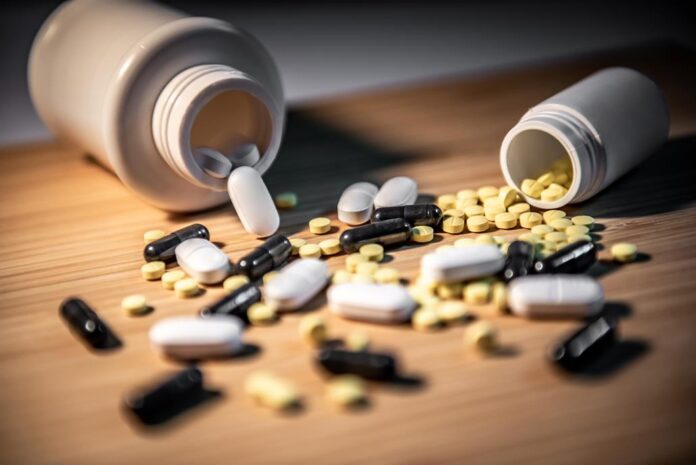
[374,176,418,209]
[337,182,379,225]
[328,283,417,323]
[421,245,504,283]
[227,166,280,237]
[175,238,231,284]
[195,147,233,178]
[508,275,604,318]
[264,258,329,311]
[230,143,261,167]
[149,316,244,359]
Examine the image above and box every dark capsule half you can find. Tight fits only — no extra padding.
[548,314,617,371]
[317,348,398,381]
[339,218,412,253]
[124,367,204,424]
[372,204,443,227]
[236,234,292,280]
[199,282,261,322]
[143,223,209,263]
[534,240,597,274]
[502,240,535,282]
[60,297,108,348]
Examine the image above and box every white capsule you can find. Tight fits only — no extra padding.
[230,143,261,167]
[194,147,233,178]
[264,258,330,311]
[508,275,604,318]
[174,238,231,284]
[337,182,379,225]
[149,316,244,359]
[373,176,418,209]
[227,166,280,237]
[328,283,417,323]
[421,245,504,283]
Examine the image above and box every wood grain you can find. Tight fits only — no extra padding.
[1,45,695,465]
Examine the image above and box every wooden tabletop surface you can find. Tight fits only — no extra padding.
[1,45,695,465]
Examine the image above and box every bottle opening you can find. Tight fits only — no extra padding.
[501,125,579,209]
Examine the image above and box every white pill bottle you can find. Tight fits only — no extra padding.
[500,68,669,209]
[29,0,285,212]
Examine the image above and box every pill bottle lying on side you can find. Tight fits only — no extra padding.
[500,67,669,209]
[29,0,285,213]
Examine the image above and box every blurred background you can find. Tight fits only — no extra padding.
[1,0,695,147]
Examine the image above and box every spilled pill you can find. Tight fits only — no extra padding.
[144,223,209,263]
[149,316,244,359]
[337,182,379,225]
[374,176,418,209]
[227,166,279,237]
[328,283,417,323]
[265,259,329,311]
[175,238,231,284]
[508,275,604,319]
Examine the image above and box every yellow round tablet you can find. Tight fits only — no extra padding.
[121,294,148,316]
[359,243,384,262]
[483,196,503,208]
[436,282,463,300]
[474,234,495,245]
[611,242,637,263]
[443,208,465,219]
[412,308,441,332]
[411,225,434,243]
[507,202,531,217]
[442,216,465,234]
[326,375,367,409]
[536,171,555,187]
[484,204,505,221]
[517,232,541,243]
[467,215,489,233]
[346,332,370,351]
[141,261,166,281]
[374,267,400,284]
[319,238,341,255]
[565,224,589,236]
[248,303,278,326]
[572,215,595,229]
[543,209,566,224]
[465,321,498,353]
[262,271,280,284]
[332,269,353,285]
[274,192,298,209]
[143,229,166,245]
[351,274,375,284]
[355,261,379,276]
[464,204,485,217]
[456,197,478,209]
[437,194,457,210]
[345,253,368,272]
[309,217,332,234]
[464,281,491,305]
[290,237,306,255]
[521,179,543,198]
[477,186,499,200]
[437,301,469,324]
[498,186,517,208]
[174,278,199,299]
[531,224,554,236]
[541,187,566,202]
[544,231,567,243]
[298,315,327,346]
[519,212,543,229]
[549,218,573,231]
[456,189,478,200]
[223,275,250,293]
[491,282,507,314]
[494,212,517,229]
[299,243,322,259]
[161,270,186,290]
[454,237,476,247]
[567,234,592,243]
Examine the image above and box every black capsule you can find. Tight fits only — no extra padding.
[372,204,443,227]
[339,218,412,253]
[199,282,261,322]
[548,315,617,371]
[60,297,108,348]
[502,240,535,282]
[143,223,209,263]
[236,234,292,280]
[317,348,398,381]
[534,240,597,274]
[124,367,204,424]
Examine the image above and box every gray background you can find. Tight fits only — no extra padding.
[1,0,694,147]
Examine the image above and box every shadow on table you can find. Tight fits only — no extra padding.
[578,135,696,218]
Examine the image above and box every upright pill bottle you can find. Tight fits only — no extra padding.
[500,67,669,208]
[29,0,285,212]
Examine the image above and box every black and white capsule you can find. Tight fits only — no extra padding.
[371,204,443,227]
[502,240,535,282]
[200,282,261,322]
[60,297,109,348]
[534,240,597,274]
[317,348,398,381]
[143,223,209,263]
[548,314,617,371]
[123,367,204,424]
[236,234,292,280]
[339,218,412,253]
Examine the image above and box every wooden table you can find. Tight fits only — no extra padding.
[1,45,695,465]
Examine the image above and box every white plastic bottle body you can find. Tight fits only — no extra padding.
[29,0,285,212]
[500,67,669,209]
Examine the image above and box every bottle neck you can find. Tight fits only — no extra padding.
[152,64,281,191]
[500,105,606,208]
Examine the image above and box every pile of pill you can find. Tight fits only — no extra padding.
[520,158,573,201]
[60,172,642,423]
